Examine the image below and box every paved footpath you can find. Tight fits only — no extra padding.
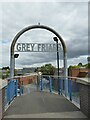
[4,91,87,118]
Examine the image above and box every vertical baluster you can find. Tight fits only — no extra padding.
[15,80,18,96]
[12,80,14,99]
[8,80,11,104]
[11,80,13,101]
[20,86,22,96]
[7,80,10,104]
[59,78,62,95]
[9,80,11,103]
[13,80,15,98]
[5,86,7,105]
[40,76,43,91]
[69,79,72,101]
[49,76,52,93]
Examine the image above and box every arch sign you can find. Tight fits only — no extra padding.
[10,24,68,96]
[15,43,61,52]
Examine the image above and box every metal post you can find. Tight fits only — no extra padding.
[7,81,10,104]
[12,81,14,99]
[56,40,60,94]
[49,76,52,93]
[10,80,12,101]
[10,53,15,78]
[7,80,12,104]
[20,86,22,96]
[59,78,62,95]
[64,53,68,97]
[69,79,72,101]
[15,80,18,96]
[40,76,43,91]
[53,37,60,94]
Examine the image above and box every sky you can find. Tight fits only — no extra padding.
[0,0,89,69]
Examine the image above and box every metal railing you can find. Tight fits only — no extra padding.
[4,79,22,110]
[37,75,80,108]
[4,75,83,110]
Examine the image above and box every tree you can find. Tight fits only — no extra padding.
[78,63,83,67]
[86,63,90,68]
[40,64,55,75]
[69,63,90,69]
[2,66,10,70]
[34,67,40,72]
[68,65,80,69]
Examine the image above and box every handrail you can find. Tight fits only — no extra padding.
[41,75,90,85]
[7,74,90,85]
[7,73,38,80]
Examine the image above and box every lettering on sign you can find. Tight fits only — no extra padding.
[15,43,61,52]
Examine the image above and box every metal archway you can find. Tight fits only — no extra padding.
[10,24,68,96]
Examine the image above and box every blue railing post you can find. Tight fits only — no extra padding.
[65,77,68,97]
[7,80,10,104]
[9,80,11,103]
[7,80,12,104]
[10,80,13,101]
[59,78,62,95]
[6,79,19,105]
[69,79,72,101]
[40,76,43,91]
[49,76,52,93]
[12,80,15,99]
[15,80,18,96]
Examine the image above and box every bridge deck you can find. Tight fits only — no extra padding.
[4,91,87,118]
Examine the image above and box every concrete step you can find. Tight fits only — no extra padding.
[4,111,87,118]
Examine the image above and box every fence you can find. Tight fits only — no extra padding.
[37,75,80,108]
[2,75,89,118]
[37,75,90,117]
[14,75,88,111]
[4,79,23,110]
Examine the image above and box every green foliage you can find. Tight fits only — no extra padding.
[69,65,80,69]
[34,67,40,72]
[78,63,83,67]
[69,63,90,69]
[40,64,55,75]
[86,63,90,68]
[14,69,18,76]
[2,66,10,70]
[1,67,10,79]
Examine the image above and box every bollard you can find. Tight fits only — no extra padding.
[49,76,52,93]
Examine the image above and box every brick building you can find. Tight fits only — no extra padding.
[68,68,90,78]
[14,74,38,87]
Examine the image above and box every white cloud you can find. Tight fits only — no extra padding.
[1,2,88,68]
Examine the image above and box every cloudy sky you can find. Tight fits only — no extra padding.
[0,0,89,68]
